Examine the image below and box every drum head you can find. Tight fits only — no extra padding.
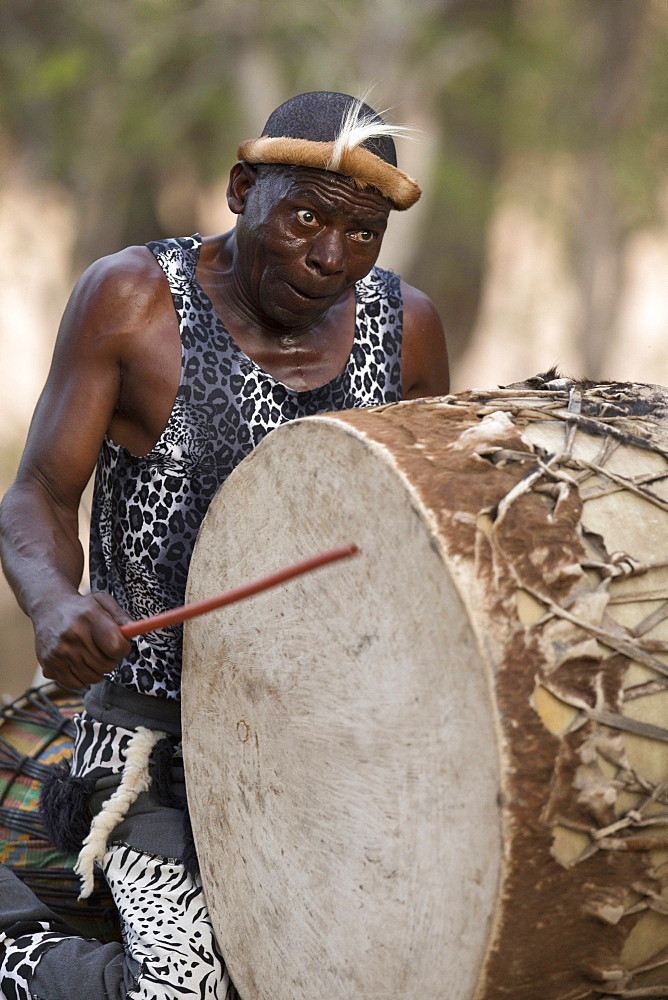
[183,415,502,1000]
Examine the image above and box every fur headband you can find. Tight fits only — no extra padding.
[237,135,421,210]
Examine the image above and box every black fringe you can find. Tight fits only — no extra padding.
[40,737,200,880]
[149,737,187,809]
[39,759,97,853]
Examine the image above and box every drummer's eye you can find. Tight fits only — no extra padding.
[296,209,319,227]
[349,229,376,243]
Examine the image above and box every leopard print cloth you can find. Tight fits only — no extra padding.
[90,234,403,699]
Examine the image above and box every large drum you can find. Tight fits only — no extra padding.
[182,381,668,1000]
[0,683,120,942]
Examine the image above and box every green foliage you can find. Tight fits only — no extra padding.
[1,0,667,348]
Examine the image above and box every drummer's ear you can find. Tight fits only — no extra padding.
[227,162,258,215]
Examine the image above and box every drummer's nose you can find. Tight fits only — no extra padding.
[306,228,345,275]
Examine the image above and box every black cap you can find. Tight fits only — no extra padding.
[262,91,398,167]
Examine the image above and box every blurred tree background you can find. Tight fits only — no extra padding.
[1,0,668,697]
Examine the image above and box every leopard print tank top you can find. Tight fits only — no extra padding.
[89,234,403,699]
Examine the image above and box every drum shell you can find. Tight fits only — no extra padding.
[183,385,668,1000]
[0,684,120,942]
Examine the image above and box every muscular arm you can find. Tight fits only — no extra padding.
[0,246,174,689]
[400,280,450,399]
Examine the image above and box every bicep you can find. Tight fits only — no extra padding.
[19,365,118,511]
[400,282,450,400]
[16,270,124,509]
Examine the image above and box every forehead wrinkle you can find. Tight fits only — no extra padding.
[284,173,390,226]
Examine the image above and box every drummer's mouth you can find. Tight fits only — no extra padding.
[286,280,339,303]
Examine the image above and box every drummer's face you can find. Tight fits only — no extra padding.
[231,165,391,330]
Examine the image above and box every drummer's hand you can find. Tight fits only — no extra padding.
[34,591,133,690]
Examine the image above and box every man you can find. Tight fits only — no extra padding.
[0,91,449,998]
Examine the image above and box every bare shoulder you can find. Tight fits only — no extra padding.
[12,244,177,503]
[65,244,167,342]
[55,243,177,413]
[400,278,450,399]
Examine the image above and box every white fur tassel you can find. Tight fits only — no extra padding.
[329,96,416,171]
[75,726,167,900]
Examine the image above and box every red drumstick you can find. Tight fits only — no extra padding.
[120,544,359,640]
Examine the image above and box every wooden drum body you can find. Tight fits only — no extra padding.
[183,382,668,1000]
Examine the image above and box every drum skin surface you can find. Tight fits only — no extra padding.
[183,381,668,1000]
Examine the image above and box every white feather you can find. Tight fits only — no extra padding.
[329,97,416,170]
